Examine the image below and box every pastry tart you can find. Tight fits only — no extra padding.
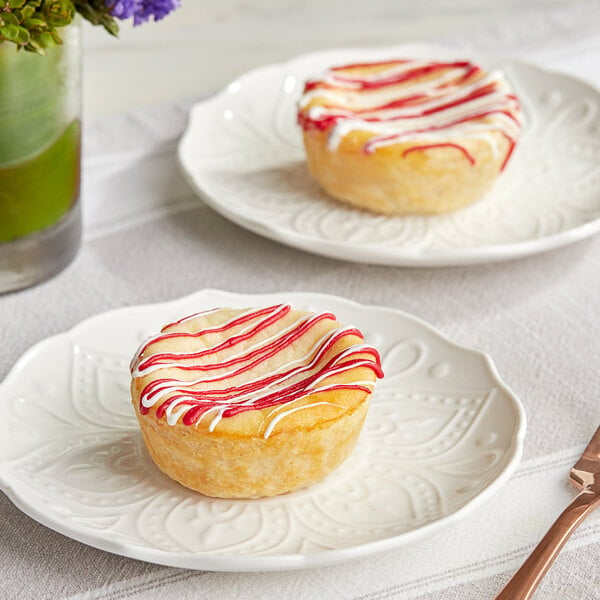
[130,304,383,498]
[298,58,523,215]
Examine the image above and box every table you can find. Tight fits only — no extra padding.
[1,1,599,598]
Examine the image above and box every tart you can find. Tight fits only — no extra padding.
[130,304,383,498]
[297,58,523,215]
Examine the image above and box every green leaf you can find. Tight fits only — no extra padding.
[37,31,58,47]
[42,0,75,27]
[1,13,20,26]
[20,6,36,19]
[22,18,48,29]
[0,23,22,43]
[102,17,119,37]
[25,41,46,55]
[73,2,98,24]
[8,0,27,8]
[74,0,119,33]
[25,36,45,52]
[35,25,63,42]
[15,26,30,44]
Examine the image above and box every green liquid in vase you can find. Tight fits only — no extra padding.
[0,41,80,243]
[0,121,80,242]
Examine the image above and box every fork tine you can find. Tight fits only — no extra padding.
[569,426,600,490]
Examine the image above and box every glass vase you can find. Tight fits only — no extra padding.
[0,24,81,293]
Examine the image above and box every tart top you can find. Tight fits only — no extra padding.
[130,305,383,438]
[298,59,524,169]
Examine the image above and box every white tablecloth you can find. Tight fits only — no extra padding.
[1,2,599,599]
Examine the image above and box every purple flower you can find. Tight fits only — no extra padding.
[109,0,180,26]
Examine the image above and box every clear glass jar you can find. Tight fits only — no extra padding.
[0,24,81,293]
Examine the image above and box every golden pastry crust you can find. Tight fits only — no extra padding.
[302,128,511,215]
[130,305,382,498]
[298,59,523,215]
[131,392,370,499]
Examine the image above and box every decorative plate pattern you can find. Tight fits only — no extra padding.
[178,44,600,266]
[0,290,525,570]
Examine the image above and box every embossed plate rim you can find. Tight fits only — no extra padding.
[0,289,526,571]
[178,44,600,267]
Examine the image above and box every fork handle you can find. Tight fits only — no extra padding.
[494,489,600,600]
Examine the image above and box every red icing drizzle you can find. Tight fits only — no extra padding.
[136,304,286,361]
[305,60,474,92]
[138,304,292,372]
[132,305,384,428]
[298,59,522,169]
[499,132,516,171]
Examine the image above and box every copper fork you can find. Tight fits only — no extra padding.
[494,425,600,600]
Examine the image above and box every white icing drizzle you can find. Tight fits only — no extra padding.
[262,402,344,439]
[133,305,294,377]
[299,59,524,162]
[131,306,383,438]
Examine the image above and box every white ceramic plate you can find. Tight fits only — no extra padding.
[178,44,600,266]
[0,289,525,571]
